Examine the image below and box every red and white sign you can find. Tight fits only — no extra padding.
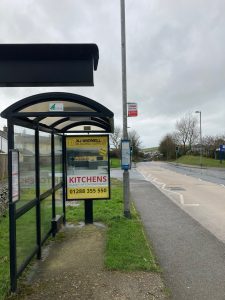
[128,102,138,117]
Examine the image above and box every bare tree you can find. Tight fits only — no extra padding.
[187,117,199,149]
[175,113,198,153]
[128,129,142,160]
[172,131,181,145]
[202,135,216,158]
[201,135,225,158]
[110,126,122,150]
[159,134,176,160]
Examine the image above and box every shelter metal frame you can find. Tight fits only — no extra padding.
[1,92,114,292]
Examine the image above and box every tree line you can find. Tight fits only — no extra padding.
[159,113,225,160]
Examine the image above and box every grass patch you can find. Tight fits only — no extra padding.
[176,155,225,168]
[110,158,120,168]
[67,179,159,272]
[105,209,158,271]
[142,147,158,153]
[0,214,10,299]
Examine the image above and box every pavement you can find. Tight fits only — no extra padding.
[126,167,225,300]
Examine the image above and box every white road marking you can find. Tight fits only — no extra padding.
[138,169,200,207]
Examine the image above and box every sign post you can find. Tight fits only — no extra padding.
[120,0,131,218]
[175,146,179,163]
[219,144,225,164]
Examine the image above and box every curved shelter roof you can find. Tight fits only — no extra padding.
[1,92,114,133]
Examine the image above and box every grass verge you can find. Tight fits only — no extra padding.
[176,155,225,168]
[110,158,120,168]
[67,178,159,272]
[0,214,10,300]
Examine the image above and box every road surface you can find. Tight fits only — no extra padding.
[137,161,225,243]
[164,162,225,186]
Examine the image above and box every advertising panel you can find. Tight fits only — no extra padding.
[66,135,110,200]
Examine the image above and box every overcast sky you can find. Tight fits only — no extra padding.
[0,0,224,148]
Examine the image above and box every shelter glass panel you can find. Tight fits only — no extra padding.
[54,134,62,184]
[39,131,52,194]
[0,135,7,153]
[41,196,52,240]
[67,125,104,132]
[55,188,63,216]
[54,134,63,215]
[14,126,36,209]
[41,117,65,127]
[16,207,36,270]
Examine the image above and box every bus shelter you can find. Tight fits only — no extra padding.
[1,92,114,291]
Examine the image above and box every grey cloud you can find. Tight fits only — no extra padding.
[0,0,225,147]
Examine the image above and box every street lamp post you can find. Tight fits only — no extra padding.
[120,0,131,218]
[195,110,202,167]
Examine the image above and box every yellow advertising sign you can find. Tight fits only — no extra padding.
[66,135,110,200]
[66,136,108,148]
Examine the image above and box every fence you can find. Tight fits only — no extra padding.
[0,183,8,216]
[0,153,7,180]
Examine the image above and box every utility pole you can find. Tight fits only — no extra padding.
[120,0,131,218]
[195,110,202,167]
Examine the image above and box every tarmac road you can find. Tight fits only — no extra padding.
[112,165,225,299]
[137,162,225,243]
[164,162,225,186]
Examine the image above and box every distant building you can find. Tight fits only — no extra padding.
[0,126,7,153]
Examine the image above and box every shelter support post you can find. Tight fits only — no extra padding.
[62,135,66,224]
[9,202,16,292]
[51,132,56,220]
[35,126,41,260]
[8,121,17,292]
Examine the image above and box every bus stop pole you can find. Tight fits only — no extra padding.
[120,0,131,218]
